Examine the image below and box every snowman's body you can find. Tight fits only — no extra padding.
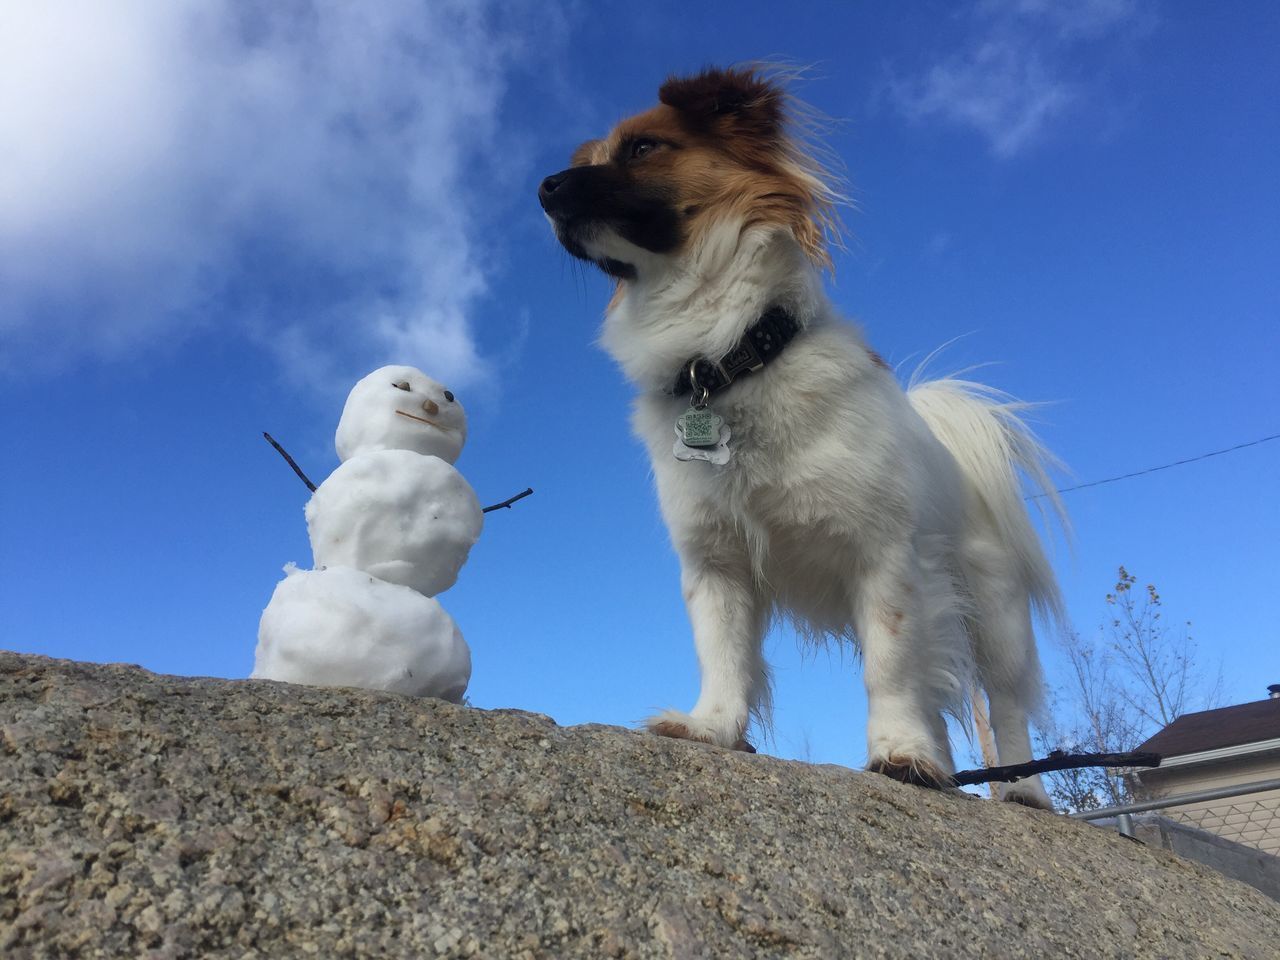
[307,449,481,597]
[253,366,481,702]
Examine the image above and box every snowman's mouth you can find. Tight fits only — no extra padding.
[395,410,442,429]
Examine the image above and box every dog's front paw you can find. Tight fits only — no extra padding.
[646,710,754,752]
[867,754,955,790]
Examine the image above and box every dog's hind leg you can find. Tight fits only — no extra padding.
[647,542,770,752]
[964,540,1054,809]
[986,690,1052,808]
[854,550,957,789]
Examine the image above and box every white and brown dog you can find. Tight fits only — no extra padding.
[540,67,1064,807]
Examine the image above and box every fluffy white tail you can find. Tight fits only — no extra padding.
[908,377,1067,807]
[906,378,1067,631]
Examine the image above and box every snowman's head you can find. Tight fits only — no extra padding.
[335,365,468,463]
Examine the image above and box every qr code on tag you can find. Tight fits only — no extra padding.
[685,412,714,432]
[681,410,718,445]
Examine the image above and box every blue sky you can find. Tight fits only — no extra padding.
[2,1,1277,769]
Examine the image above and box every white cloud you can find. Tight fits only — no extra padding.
[0,1,559,389]
[887,0,1145,158]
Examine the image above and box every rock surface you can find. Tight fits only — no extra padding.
[3,651,1278,959]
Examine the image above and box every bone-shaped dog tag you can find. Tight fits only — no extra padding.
[674,415,732,465]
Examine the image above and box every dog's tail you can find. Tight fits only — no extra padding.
[906,378,1067,631]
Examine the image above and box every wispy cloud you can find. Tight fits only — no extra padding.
[890,42,1073,159]
[886,0,1147,158]
[0,1,563,390]
[980,0,1141,39]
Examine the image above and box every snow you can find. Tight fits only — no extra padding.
[252,565,471,702]
[253,363,484,702]
[335,365,467,464]
[306,448,482,598]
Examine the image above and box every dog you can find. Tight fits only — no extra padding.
[539,67,1065,807]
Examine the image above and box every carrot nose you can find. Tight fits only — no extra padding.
[422,399,440,416]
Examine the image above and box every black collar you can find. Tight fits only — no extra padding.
[671,306,802,399]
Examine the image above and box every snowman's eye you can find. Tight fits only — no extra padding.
[392,380,411,391]
[443,390,455,403]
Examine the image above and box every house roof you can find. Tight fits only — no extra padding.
[1136,696,1280,758]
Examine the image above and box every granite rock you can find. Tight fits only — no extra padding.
[2,651,1278,958]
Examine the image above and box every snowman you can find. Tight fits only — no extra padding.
[252,365,482,702]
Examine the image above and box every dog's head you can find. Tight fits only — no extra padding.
[539,67,841,282]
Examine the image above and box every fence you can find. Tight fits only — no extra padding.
[1071,776,1280,853]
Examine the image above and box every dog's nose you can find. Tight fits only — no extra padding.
[539,171,568,207]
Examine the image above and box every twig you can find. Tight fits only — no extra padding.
[264,431,532,515]
[483,488,534,513]
[952,750,1162,787]
[263,432,317,493]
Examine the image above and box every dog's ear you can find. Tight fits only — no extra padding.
[659,67,782,137]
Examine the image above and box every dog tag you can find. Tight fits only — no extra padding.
[674,417,732,465]
[676,408,723,447]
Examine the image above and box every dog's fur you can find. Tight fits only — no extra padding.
[540,67,1065,807]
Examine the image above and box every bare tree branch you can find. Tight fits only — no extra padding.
[1036,566,1222,812]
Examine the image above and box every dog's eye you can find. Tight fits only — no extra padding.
[392,380,411,391]
[443,390,455,403]
[629,138,658,160]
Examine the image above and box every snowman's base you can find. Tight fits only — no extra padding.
[253,564,470,702]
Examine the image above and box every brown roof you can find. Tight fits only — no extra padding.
[1136,697,1280,758]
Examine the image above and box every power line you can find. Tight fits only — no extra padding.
[1029,432,1280,499]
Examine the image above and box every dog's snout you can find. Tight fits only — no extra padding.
[539,172,567,197]
[539,171,569,209]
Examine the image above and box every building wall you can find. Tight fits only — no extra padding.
[1138,751,1280,855]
